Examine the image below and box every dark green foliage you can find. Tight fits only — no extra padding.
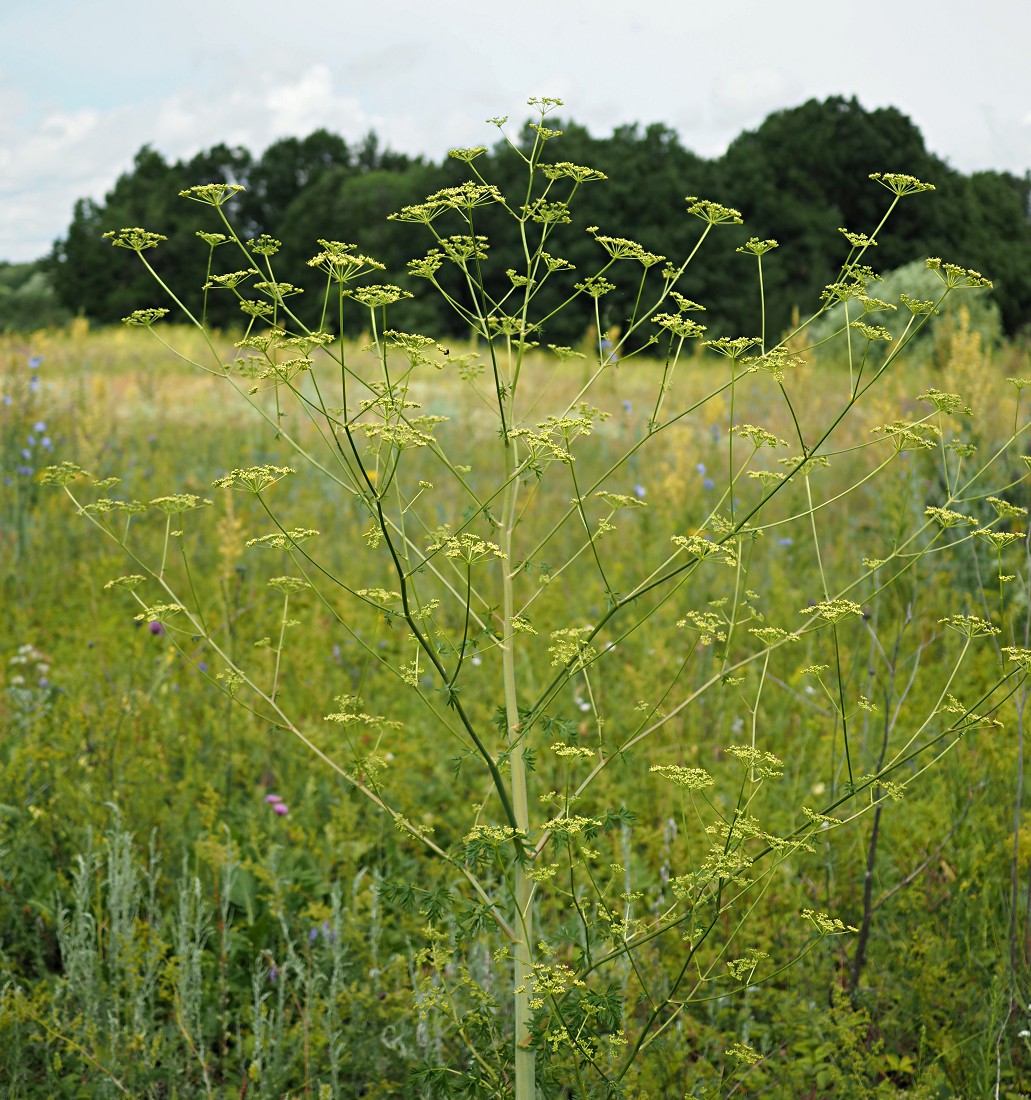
[0,263,71,332]
[45,97,1031,342]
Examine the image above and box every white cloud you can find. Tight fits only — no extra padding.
[3,0,1031,262]
[0,64,391,261]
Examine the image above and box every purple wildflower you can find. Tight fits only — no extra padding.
[32,421,45,433]
[696,463,706,475]
[622,400,632,413]
[148,621,165,636]
[28,356,42,370]
[634,484,646,499]
[272,802,289,816]
[703,478,715,491]
[264,793,283,804]
[308,927,319,944]
[268,965,279,983]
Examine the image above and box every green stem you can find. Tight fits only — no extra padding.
[501,426,535,1100]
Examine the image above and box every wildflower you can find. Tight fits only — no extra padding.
[28,356,42,370]
[634,484,646,499]
[703,478,715,491]
[32,421,45,433]
[736,237,778,256]
[272,802,289,816]
[685,197,743,226]
[869,172,936,197]
[308,926,319,944]
[123,308,170,327]
[104,227,168,251]
[178,183,245,206]
[268,966,279,983]
[622,400,632,414]
[148,621,165,636]
[264,793,283,804]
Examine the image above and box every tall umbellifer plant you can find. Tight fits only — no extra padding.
[47,98,1031,1096]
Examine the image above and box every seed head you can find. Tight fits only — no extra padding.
[869,172,935,196]
[104,228,167,251]
[179,183,245,206]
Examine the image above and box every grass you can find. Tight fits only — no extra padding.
[1,323,1030,1097]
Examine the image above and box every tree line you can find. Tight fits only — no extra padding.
[7,97,1031,339]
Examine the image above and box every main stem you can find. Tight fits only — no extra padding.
[502,434,534,1099]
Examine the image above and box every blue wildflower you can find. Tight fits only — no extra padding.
[634,484,646,499]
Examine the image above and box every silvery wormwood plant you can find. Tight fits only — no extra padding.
[44,97,1031,1097]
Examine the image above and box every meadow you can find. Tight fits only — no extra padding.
[2,106,1031,1098]
[0,314,1028,1098]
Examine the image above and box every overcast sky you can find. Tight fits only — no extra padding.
[2,0,1029,263]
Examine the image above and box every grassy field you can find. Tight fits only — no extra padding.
[1,320,1030,1098]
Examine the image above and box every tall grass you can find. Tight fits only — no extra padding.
[4,102,1031,1096]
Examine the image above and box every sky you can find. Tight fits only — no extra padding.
[2,0,1029,264]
